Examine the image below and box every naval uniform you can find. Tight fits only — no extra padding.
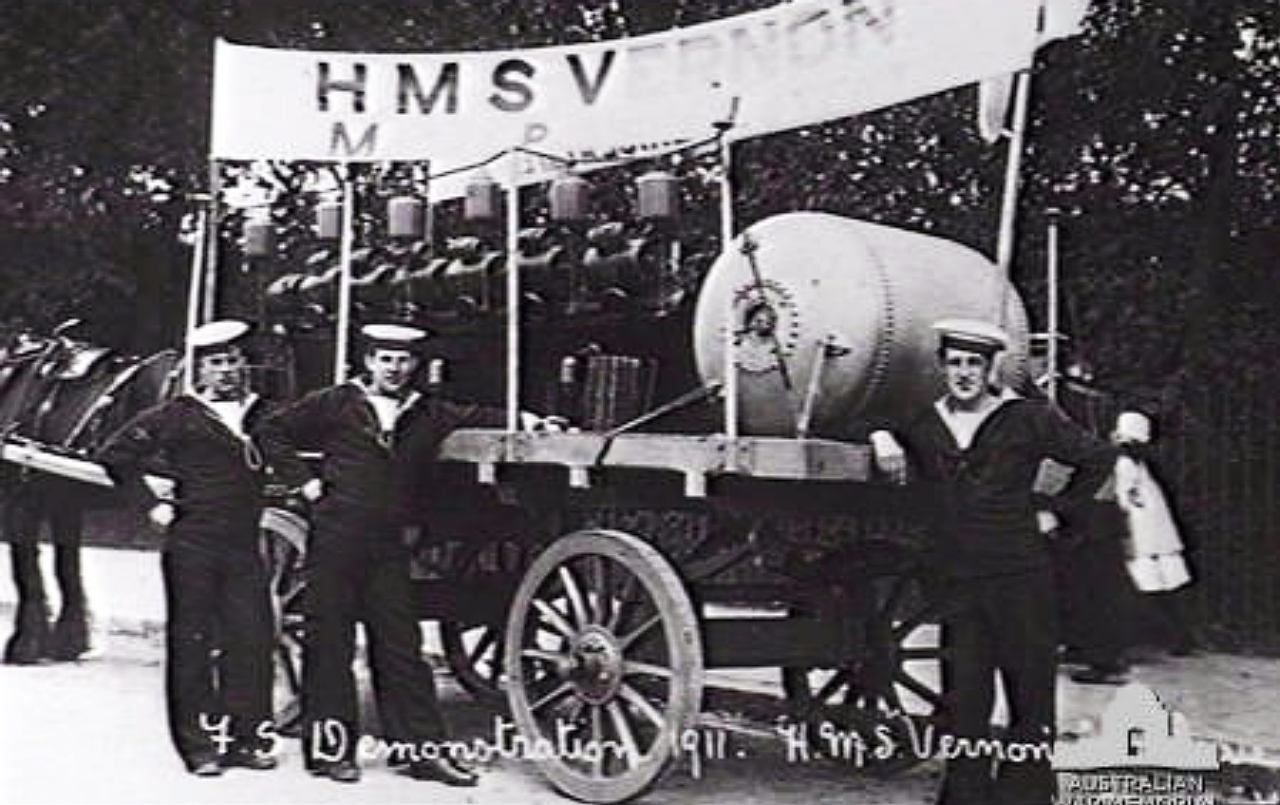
[257,382,503,761]
[902,393,1115,805]
[97,393,275,770]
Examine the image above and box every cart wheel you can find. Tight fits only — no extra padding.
[440,620,506,708]
[261,508,308,738]
[505,529,703,804]
[781,565,946,775]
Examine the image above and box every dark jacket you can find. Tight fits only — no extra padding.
[902,396,1116,578]
[256,383,504,529]
[96,394,273,545]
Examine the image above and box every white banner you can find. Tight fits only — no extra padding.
[210,0,1085,193]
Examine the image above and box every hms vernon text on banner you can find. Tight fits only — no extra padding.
[208,0,1080,188]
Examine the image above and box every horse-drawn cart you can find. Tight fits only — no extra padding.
[0,2,1096,798]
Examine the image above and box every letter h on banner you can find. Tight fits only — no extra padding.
[318,62,368,113]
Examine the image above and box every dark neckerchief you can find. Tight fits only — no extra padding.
[189,392,264,470]
[351,379,422,450]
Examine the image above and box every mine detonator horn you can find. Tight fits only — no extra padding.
[52,318,83,339]
[444,236,485,263]
[391,256,451,309]
[582,227,665,303]
[351,261,400,308]
[439,236,503,313]
[265,274,307,314]
[515,227,574,308]
[517,227,553,257]
[265,248,331,312]
[386,237,490,314]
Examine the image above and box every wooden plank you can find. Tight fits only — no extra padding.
[438,430,872,484]
[2,440,113,486]
[1,439,174,497]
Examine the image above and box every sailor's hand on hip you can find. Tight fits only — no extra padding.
[534,415,569,433]
[520,412,569,433]
[148,502,176,529]
[869,430,908,486]
[301,478,325,502]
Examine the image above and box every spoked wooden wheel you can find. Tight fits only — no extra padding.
[781,565,946,775]
[440,620,506,708]
[261,508,308,737]
[505,529,703,804]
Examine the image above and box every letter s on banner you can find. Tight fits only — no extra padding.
[490,59,536,112]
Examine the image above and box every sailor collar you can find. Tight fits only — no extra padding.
[933,387,1021,451]
[352,380,422,447]
[192,391,259,435]
[189,392,264,470]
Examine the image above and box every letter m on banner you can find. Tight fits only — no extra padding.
[329,122,378,157]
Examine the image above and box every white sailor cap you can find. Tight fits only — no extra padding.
[190,319,251,353]
[1114,411,1152,444]
[933,318,1010,356]
[361,323,429,352]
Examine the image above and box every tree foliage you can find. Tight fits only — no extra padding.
[1,0,1276,398]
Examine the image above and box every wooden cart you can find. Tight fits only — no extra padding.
[419,428,949,803]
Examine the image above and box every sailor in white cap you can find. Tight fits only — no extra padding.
[875,317,1116,805]
[97,319,278,776]
[190,319,252,408]
[190,318,251,350]
[258,322,555,786]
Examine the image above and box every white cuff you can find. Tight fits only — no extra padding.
[869,430,904,461]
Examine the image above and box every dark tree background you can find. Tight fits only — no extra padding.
[2,0,1278,646]
[3,0,1276,389]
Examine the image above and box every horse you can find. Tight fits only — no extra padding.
[0,321,179,664]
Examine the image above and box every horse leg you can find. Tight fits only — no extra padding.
[4,539,51,665]
[48,507,91,661]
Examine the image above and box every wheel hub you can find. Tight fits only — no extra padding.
[569,626,623,705]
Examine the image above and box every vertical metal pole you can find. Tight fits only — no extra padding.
[995,70,1031,280]
[333,176,356,383]
[505,151,521,434]
[203,160,222,321]
[719,128,739,466]
[1046,211,1061,403]
[183,207,208,395]
[723,303,738,440]
[718,135,735,250]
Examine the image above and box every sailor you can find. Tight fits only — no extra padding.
[257,323,555,786]
[97,319,277,776]
[873,318,1116,805]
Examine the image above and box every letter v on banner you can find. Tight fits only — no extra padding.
[1038,0,1091,43]
[977,73,1015,143]
[977,0,1090,144]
